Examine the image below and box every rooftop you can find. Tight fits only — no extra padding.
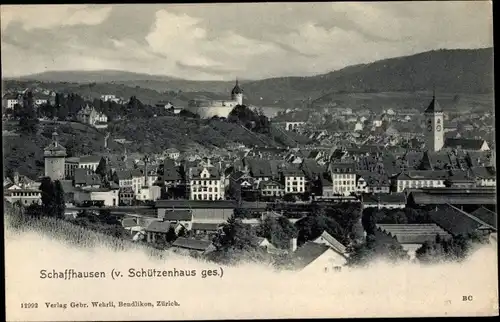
[376,224,452,244]
[172,237,213,251]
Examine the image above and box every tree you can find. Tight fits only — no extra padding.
[53,180,66,219]
[95,158,110,185]
[415,235,476,263]
[39,177,56,216]
[296,210,346,246]
[257,216,297,249]
[18,94,38,134]
[213,216,258,251]
[166,227,178,243]
[348,233,409,266]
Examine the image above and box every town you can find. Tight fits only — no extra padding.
[3,75,497,272]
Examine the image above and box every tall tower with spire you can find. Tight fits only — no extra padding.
[44,131,67,180]
[231,79,243,105]
[424,90,444,152]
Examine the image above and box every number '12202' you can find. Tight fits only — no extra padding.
[21,303,38,309]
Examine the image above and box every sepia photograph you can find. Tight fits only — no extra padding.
[2,2,498,320]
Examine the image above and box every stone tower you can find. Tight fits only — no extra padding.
[44,131,67,180]
[231,79,243,106]
[424,92,444,152]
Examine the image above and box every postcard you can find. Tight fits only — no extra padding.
[2,2,498,321]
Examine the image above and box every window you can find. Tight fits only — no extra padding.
[214,187,218,192]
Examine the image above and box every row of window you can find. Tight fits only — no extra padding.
[333,174,356,179]
[262,191,283,196]
[191,180,219,186]
[286,187,304,192]
[285,177,304,181]
[192,194,222,200]
[334,186,355,192]
[333,180,356,186]
[9,192,40,197]
[192,187,218,193]
[398,180,444,188]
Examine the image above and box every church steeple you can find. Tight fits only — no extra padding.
[424,89,442,113]
[424,89,444,152]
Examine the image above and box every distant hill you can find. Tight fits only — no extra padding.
[9,70,180,83]
[5,48,493,107]
[241,48,493,106]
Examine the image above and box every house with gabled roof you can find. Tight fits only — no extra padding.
[188,166,225,201]
[145,220,172,243]
[312,231,347,255]
[291,242,347,274]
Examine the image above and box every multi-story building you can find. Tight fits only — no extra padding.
[4,173,42,206]
[114,169,144,195]
[393,170,448,193]
[329,162,357,196]
[189,166,225,201]
[65,157,80,179]
[2,94,21,109]
[259,180,285,198]
[76,104,108,127]
[77,155,103,172]
[282,168,306,194]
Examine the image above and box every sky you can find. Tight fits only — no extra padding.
[0,2,493,81]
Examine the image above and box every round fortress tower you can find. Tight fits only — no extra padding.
[44,131,67,180]
[231,79,243,106]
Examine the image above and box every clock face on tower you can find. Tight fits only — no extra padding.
[436,125,442,131]
[427,125,432,131]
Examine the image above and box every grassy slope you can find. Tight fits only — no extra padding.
[5,204,163,258]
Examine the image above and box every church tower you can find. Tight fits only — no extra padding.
[424,91,444,152]
[231,79,243,105]
[44,131,67,180]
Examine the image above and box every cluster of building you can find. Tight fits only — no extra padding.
[2,91,56,110]
[3,88,497,272]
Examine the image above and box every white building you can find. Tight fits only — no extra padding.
[100,94,118,102]
[189,166,225,201]
[4,174,42,206]
[329,163,357,196]
[74,187,119,207]
[284,121,306,131]
[77,155,103,172]
[163,148,180,160]
[354,121,364,132]
[137,185,162,201]
[76,104,108,128]
[2,94,21,109]
[292,242,347,274]
[394,170,447,193]
[282,168,306,194]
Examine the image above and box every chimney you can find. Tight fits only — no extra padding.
[289,237,297,252]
